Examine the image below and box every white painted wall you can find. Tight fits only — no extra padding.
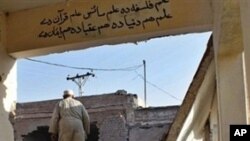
[177,61,216,141]
[0,12,17,141]
[212,0,247,140]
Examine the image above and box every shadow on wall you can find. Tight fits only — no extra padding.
[0,74,7,117]
[22,123,99,141]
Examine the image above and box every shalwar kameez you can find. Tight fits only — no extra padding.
[49,95,90,141]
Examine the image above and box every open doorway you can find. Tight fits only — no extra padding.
[17,32,211,107]
[86,122,99,141]
[22,126,51,141]
[14,32,211,141]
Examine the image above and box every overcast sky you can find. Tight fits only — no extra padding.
[17,32,211,106]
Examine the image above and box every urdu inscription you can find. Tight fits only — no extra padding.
[38,0,172,40]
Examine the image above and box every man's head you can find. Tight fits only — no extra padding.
[63,89,74,99]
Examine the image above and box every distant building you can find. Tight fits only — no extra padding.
[14,90,179,141]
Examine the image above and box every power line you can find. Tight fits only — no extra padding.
[24,57,180,101]
[134,71,181,101]
[67,72,95,96]
[25,58,143,71]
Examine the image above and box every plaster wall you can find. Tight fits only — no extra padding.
[212,0,247,140]
[0,12,17,141]
[6,0,212,58]
[240,0,250,123]
[210,93,219,141]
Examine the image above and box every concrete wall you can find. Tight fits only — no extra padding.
[14,92,178,141]
[134,106,178,125]
[99,115,128,141]
[130,106,178,141]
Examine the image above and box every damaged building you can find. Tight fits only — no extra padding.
[14,91,179,141]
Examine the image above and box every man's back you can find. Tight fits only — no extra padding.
[49,96,90,141]
[59,97,85,120]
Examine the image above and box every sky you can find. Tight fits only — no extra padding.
[17,32,211,106]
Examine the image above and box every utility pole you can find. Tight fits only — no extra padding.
[66,72,95,96]
[143,60,147,107]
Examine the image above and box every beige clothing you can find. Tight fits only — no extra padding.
[49,97,90,141]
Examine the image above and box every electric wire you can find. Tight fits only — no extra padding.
[24,58,180,101]
[25,58,143,71]
[134,71,181,101]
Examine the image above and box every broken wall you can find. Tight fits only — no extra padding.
[14,92,178,141]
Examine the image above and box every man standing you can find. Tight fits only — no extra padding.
[49,89,90,141]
